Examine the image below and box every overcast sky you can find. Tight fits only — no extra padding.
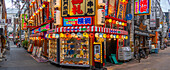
[5,0,170,12]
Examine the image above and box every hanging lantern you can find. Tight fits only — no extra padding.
[52,34,55,38]
[83,32,88,37]
[119,35,121,39]
[109,19,112,23]
[55,34,59,38]
[71,33,75,37]
[75,35,78,38]
[110,34,113,38]
[122,22,125,26]
[125,36,128,39]
[124,23,127,26]
[77,32,82,37]
[113,35,116,38]
[116,35,119,38]
[60,33,65,38]
[42,4,46,8]
[116,21,119,25]
[99,33,103,38]
[106,34,110,38]
[112,20,116,24]
[103,34,107,38]
[95,33,99,38]
[119,22,122,25]
[65,33,71,37]
[89,33,94,38]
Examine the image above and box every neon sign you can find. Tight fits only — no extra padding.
[41,24,50,32]
[134,0,150,15]
[63,17,92,26]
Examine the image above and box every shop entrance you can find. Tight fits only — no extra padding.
[106,38,117,64]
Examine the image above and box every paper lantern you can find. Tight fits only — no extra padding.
[119,35,121,39]
[42,4,46,8]
[112,20,116,24]
[75,35,78,38]
[116,35,119,38]
[110,34,113,38]
[77,32,82,37]
[65,33,71,37]
[95,33,99,38]
[119,22,122,25]
[103,34,107,38]
[83,32,88,37]
[99,33,103,38]
[106,34,110,38]
[52,34,55,38]
[71,33,75,37]
[89,33,94,38]
[125,36,128,39]
[109,19,112,22]
[122,22,124,26]
[113,35,116,38]
[60,33,65,38]
[38,37,41,39]
[116,21,119,25]
[55,34,59,38]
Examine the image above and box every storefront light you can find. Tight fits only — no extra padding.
[116,35,119,38]
[42,4,46,8]
[106,34,110,38]
[71,33,75,37]
[125,36,128,39]
[55,34,59,38]
[112,20,116,24]
[60,33,65,38]
[122,22,124,26]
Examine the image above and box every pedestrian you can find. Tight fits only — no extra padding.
[18,41,21,48]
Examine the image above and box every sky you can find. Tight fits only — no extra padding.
[4,0,170,12]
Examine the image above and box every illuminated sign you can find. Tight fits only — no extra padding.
[61,0,95,17]
[117,0,127,19]
[41,24,50,32]
[63,17,92,26]
[22,14,27,30]
[108,0,116,17]
[35,28,41,33]
[134,0,150,15]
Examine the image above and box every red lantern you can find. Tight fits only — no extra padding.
[112,20,116,24]
[89,33,94,38]
[65,33,71,37]
[106,34,110,38]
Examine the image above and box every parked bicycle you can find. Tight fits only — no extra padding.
[134,47,149,63]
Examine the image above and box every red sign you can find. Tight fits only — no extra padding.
[71,0,84,14]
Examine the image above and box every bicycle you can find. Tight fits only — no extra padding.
[134,47,148,63]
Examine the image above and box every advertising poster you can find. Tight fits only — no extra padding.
[108,0,116,17]
[94,44,101,62]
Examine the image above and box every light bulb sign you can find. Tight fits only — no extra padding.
[63,17,92,26]
[134,0,151,15]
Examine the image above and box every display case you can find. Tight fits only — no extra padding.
[49,39,57,62]
[60,33,89,66]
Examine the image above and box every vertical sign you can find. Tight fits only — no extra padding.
[86,0,95,15]
[61,0,95,17]
[97,9,105,25]
[150,0,156,30]
[117,0,125,19]
[61,0,69,16]
[105,0,108,16]
[134,0,150,15]
[22,14,27,30]
[108,0,116,17]
[69,0,85,16]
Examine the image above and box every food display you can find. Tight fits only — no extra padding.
[60,33,89,65]
[49,39,57,62]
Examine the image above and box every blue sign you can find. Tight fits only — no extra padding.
[126,14,132,20]
[63,17,92,26]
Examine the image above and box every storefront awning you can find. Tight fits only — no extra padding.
[55,26,128,35]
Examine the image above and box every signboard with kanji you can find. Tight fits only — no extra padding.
[61,0,95,17]
[63,17,92,26]
[134,0,151,15]
[117,0,127,19]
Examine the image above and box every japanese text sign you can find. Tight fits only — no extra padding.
[63,17,92,26]
[117,0,127,19]
[22,14,27,30]
[61,0,95,17]
[41,24,50,32]
[134,0,150,15]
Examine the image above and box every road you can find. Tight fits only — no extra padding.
[107,47,170,70]
[0,41,90,70]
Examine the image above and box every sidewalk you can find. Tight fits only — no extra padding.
[106,48,170,70]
